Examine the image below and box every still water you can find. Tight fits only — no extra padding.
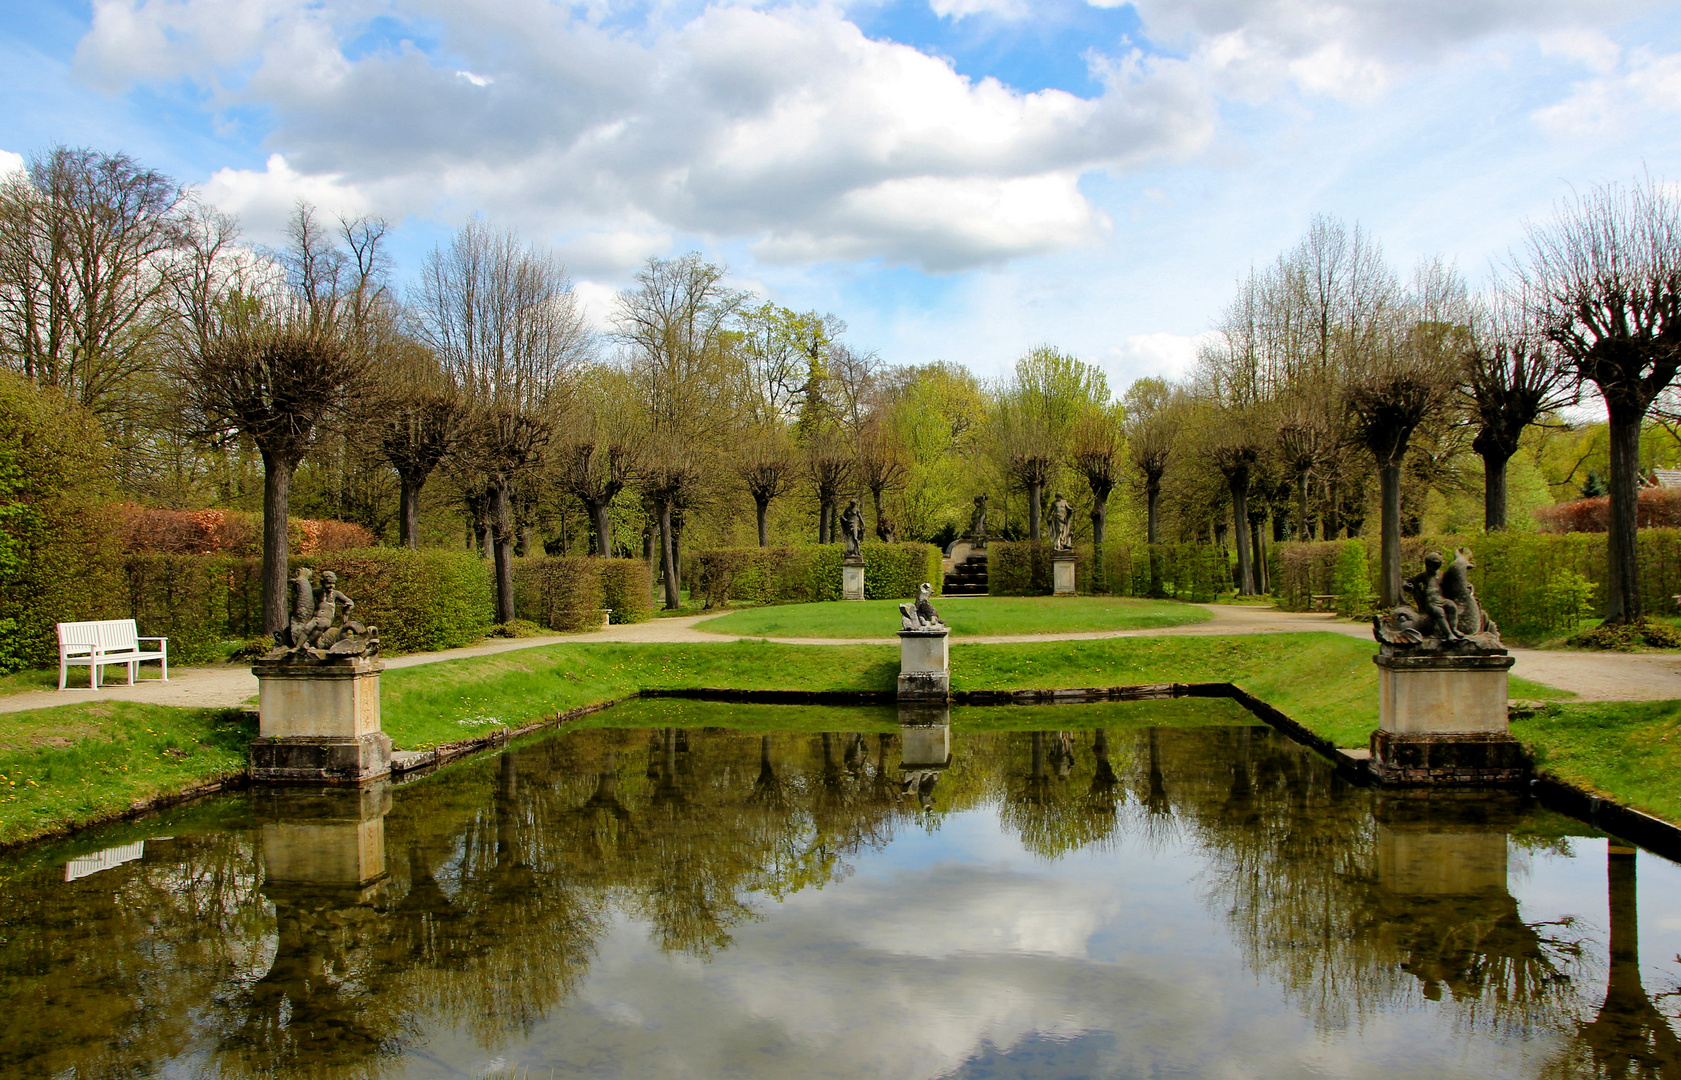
[3,697,1680,1079]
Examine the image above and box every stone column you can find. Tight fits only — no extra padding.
[250,657,393,783]
[898,628,950,701]
[1369,653,1525,785]
[1052,552,1077,596]
[842,555,866,601]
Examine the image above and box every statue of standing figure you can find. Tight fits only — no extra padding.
[968,494,989,546]
[840,499,866,559]
[1049,492,1073,552]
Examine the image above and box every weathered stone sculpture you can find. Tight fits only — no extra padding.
[1367,548,1519,787]
[1372,548,1501,656]
[267,568,381,661]
[1049,492,1073,552]
[899,582,946,630]
[252,567,389,783]
[898,583,949,701]
[840,500,866,559]
[968,494,989,548]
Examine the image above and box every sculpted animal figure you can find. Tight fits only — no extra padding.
[1440,547,1495,637]
[900,582,946,630]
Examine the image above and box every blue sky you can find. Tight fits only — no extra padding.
[5,0,1681,389]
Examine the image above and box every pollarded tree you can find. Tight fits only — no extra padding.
[991,347,1108,540]
[855,408,908,541]
[804,429,854,545]
[173,206,382,633]
[738,424,797,547]
[558,367,643,557]
[1069,404,1123,546]
[1517,177,1681,624]
[1344,258,1463,607]
[1122,377,1180,544]
[415,222,591,623]
[377,336,468,549]
[1460,286,1576,531]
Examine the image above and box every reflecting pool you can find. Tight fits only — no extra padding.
[3,697,1681,1079]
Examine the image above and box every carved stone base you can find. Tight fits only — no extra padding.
[898,628,950,701]
[842,557,865,601]
[1052,553,1076,596]
[251,733,393,784]
[1368,729,1528,787]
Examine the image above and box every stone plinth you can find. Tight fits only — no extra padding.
[257,781,390,888]
[842,557,866,601]
[898,628,950,701]
[898,705,952,769]
[251,658,392,784]
[1369,653,1525,786]
[1052,553,1077,596]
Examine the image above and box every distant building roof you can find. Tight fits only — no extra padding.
[1653,469,1681,488]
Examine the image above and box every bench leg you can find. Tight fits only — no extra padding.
[59,663,67,691]
[128,661,137,685]
[161,649,168,682]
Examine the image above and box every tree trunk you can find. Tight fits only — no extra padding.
[398,473,422,550]
[1230,474,1254,595]
[1145,477,1161,545]
[490,483,515,624]
[1603,405,1643,623]
[1324,478,1342,540]
[1295,471,1310,542]
[1028,480,1043,542]
[260,451,294,635]
[658,500,680,610]
[1479,448,1513,532]
[1379,460,1402,608]
[871,486,891,541]
[1090,484,1110,545]
[755,495,770,547]
[818,501,831,545]
[591,500,613,557]
[1251,517,1267,593]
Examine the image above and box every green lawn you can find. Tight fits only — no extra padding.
[1515,700,1681,823]
[0,701,252,846]
[694,595,1213,639]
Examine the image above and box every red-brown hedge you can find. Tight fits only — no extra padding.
[1534,487,1681,533]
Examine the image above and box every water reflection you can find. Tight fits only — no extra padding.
[0,713,1677,1079]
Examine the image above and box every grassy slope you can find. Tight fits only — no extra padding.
[695,596,1212,639]
[0,702,253,846]
[1514,700,1681,820]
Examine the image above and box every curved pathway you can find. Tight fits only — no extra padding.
[7,603,1680,714]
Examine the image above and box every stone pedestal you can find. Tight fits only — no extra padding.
[898,628,950,701]
[898,704,952,768]
[1052,553,1077,596]
[250,658,392,784]
[842,556,866,601]
[1369,653,1525,786]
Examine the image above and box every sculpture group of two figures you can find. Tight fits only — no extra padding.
[265,568,380,662]
[1374,548,1504,655]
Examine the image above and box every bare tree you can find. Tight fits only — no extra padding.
[414,222,591,623]
[1123,377,1179,545]
[375,336,468,548]
[991,347,1107,540]
[1517,177,1681,624]
[616,253,746,608]
[1069,405,1123,546]
[0,146,196,412]
[558,368,642,557]
[173,205,381,633]
[856,410,908,541]
[1460,286,1576,531]
[804,430,854,545]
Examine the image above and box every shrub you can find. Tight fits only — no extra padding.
[513,556,604,633]
[1332,541,1371,618]
[116,504,374,555]
[309,549,493,652]
[989,541,1052,596]
[690,544,940,606]
[990,541,1227,601]
[598,559,654,623]
[1535,487,1681,533]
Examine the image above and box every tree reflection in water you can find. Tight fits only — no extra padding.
[0,717,1677,1079]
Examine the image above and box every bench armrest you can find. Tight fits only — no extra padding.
[136,637,167,644]
[59,643,101,657]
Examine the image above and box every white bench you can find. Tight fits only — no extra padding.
[57,620,169,690]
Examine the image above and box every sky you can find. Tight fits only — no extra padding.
[4,0,1681,391]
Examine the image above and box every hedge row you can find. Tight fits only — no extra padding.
[513,556,653,631]
[688,543,942,607]
[987,541,1229,603]
[1267,530,1681,635]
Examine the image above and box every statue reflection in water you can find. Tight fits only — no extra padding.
[898,703,951,810]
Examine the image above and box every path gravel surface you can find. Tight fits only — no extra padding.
[7,602,1679,714]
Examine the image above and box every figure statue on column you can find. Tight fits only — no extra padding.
[1049,492,1074,552]
[968,494,989,547]
[840,499,866,559]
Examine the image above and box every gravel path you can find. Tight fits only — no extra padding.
[7,602,1679,714]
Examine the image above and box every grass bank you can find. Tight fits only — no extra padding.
[694,595,1211,639]
[0,701,252,846]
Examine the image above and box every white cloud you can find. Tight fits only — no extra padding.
[571,279,624,334]
[0,149,24,178]
[1106,332,1211,386]
[1534,46,1681,138]
[927,0,1030,20]
[199,153,371,241]
[72,0,1212,272]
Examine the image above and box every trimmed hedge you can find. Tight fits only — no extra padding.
[114,548,496,663]
[989,541,1228,603]
[514,556,654,631]
[1266,530,1681,637]
[690,543,941,608]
